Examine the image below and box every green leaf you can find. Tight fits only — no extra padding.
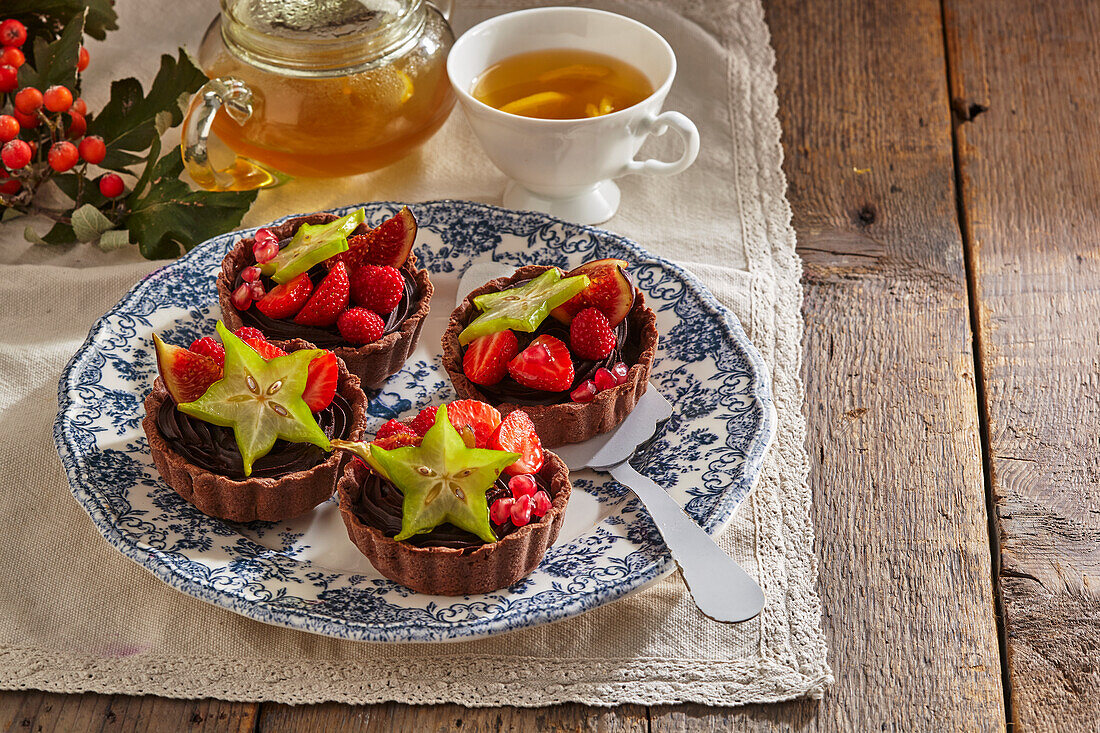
[89,50,207,170]
[24,222,76,245]
[7,0,118,40]
[18,11,85,90]
[98,229,130,251]
[125,152,257,260]
[70,203,114,242]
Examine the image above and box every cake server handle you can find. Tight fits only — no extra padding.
[607,461,765,623]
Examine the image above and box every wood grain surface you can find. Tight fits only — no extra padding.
[944,0,1100,729]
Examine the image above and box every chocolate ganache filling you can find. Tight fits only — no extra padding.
[156,393,353,479]
[233,244,419,349]
[353,468,549,551]
[464,309,633,407]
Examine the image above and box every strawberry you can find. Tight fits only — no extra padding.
[233,326,287,360]
[377,419,415,440]
[351,265,404,314]
[507,335,574,392]
[189,336,225,368]
[409,405,438,436]
[447,399,502,448]
[570,307,616,360]
[337,307,385,344]
[463,330,519,386]
[302,351,338,411]
[293,261,350,327]
[490,409,544,475]
[255,271,313,319]
[372,432,423,450]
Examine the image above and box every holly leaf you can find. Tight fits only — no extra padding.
[124,152,257,259]
[7,0,117,40]
[18,10,84,90]
[89,50,207,171]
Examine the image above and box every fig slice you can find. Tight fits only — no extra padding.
[328,206,417,270]
[153,333,222,404]
[550,258,634,327]
[261,209,364,284]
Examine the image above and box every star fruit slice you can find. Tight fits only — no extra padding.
[458,268,589,346]
[177,321,332,477]
[261,209,366,284]
[370,404,520,544]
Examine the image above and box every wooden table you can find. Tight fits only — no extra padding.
[3,0,1095,729]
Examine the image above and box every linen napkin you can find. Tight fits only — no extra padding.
[0,0,831,706]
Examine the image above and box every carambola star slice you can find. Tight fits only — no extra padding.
[458,267,589,345]
[177,321,331,476]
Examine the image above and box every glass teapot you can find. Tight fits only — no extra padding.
[182,0,455,191]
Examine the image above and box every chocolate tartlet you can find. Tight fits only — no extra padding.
[217,213,433,389]
[336,448,572,595]
[143,349,369,523]
[442,265,659,448]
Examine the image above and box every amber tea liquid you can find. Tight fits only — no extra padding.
[472,48,654,120]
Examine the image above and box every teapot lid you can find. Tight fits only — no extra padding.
[221,0,427,76]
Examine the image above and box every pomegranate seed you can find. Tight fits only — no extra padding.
[98,173,124,198]
[249,282,266,299]
[231,282,253,310]
[510,494,533,527]
[611,361,629,384]
[77,46,90,72]
[254,228,278,246]
[13,87,42,114]
[0,64,16,93]
[489,497,514,526]
[253,240,279,264]
[570,379,598,403]
[594,367,617,392]
[240,265,262,282]
[0,115,18,143]
[509,474,538,499]
[531,490,552,517]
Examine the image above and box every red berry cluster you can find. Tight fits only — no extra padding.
[233,227,406,346]
[0,18,122,200]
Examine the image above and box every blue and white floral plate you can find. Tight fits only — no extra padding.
[55,201,774,643]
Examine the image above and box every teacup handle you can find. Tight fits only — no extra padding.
[621,111,700,177]
[181,77,285,192]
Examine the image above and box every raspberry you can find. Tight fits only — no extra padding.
[43,85,72,113]
[490,497,514,526]
[351,265,404,314]
[2,139,31,169]
[13,87,42,115]
[409,405,438,435]
[98,173,124,198]
[47,141,78,172]
[509,474,538,499]
[593,367,617,392]
[0,115,18,143]
[570,307,616,360]
[531,490,552,518]
[376,419,414,440]
[570,379,597,403]
[189,337,225,368]
[78,135,106,164]
[337,307,385,344]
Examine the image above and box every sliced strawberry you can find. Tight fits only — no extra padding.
[153,334,222,404]
[234,327,287,360]
[372,432,423,450]
[507,335,574,392]
[294,261,350,327]
[491,409,544,476]
[301,351,338,411]
[447,399,502,448]
[328,207,417,271]
[463,330,519,386]
[409,405,438,436]
[255,271,313,319]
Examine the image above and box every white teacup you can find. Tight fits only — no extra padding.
[447,7,700,224]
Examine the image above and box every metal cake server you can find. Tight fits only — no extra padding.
[457,263,765,623]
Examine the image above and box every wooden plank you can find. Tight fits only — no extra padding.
[653,0,1006,729]
[0,691,257,732]
[258,701,647,732]
[943,0,1100,728]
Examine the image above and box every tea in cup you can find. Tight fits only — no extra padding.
[447,7,700,224]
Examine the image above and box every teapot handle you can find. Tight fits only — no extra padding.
[427,0,453,21]
[181,77,286,191]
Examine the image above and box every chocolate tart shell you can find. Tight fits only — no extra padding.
[336,449,572,596]
[442,264,659,448]
[142,351,369,523]
[217,212,434,389]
